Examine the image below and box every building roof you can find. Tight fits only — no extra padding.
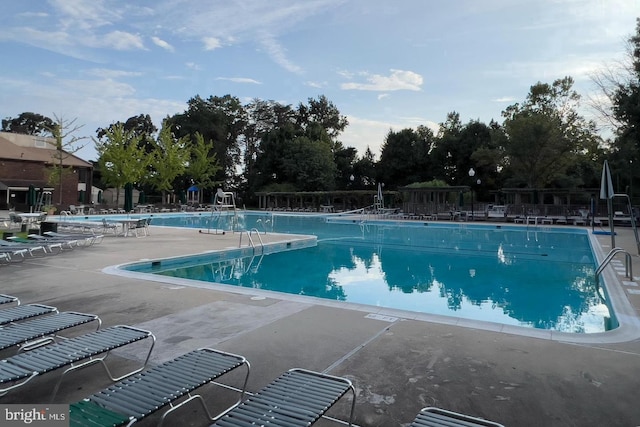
[0,135,92,168]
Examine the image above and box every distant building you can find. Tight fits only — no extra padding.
[0,132,93,211]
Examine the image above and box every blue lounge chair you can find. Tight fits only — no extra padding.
[211,368,356,427]
[409,407,505,427]
[0,303,58,326]
[0,325,155,399]
[0,311,100,352]
[69,348,250,427]
[0,294,19,306]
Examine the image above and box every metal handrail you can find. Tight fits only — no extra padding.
[238,229,264,254]
[595,247,632,280]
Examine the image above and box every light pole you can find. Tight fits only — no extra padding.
[468,168,475,220]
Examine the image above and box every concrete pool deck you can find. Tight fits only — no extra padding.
[1,219,640,426]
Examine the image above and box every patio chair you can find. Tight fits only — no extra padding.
[127,218,148,237]
[102,218,119,234]
[0,303,58,326]
[0,325,155,399]
[69,348,250,427]
[0,311,100,353]
[409,407,505,427]
[211,368,356,427]
[8,212,23,229]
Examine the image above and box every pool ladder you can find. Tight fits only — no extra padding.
[595,247,633,283]
[239,228,264,254]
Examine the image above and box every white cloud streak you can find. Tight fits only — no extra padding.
[151,36,174,52]
[203,37,222,50]
[341,69,423,91]
[216,77,262,84]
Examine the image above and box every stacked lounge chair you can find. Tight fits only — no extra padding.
[0,325,155,400]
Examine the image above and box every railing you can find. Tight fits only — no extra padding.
[612,193,640,255]
[595,247,633,282]
[238,228,264,254]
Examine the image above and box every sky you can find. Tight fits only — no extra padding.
[1,0,638,162]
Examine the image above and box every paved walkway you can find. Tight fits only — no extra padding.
[1,217,640,426]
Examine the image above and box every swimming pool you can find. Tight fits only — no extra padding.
[119,213,615,333]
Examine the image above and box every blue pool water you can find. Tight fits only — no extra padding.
[119,213,614,333]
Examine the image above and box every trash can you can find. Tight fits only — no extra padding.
[40,222,58,235]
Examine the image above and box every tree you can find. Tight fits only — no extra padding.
[378,128,422,188]
[352,147,377,189]
[97,114,157,154]
[500,77,601,189]
[94,123,147,206]
[2,112,56,136]
[47,114,88,204]
[296,95,348,140]
[243,99,295,196]
[147,122,189,204]
[187,132,222,201]
[167,95,247,188]
[609,18,640,196]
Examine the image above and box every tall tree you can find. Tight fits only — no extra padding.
[500,77,600,189]
[147,123,189,204]
[296,95,348,140]
[187,132,222,201]
[47,115,88,204]
[94,123,147,206]
[352,147,377,189]
[97,114,157,154]
[610,18,640,196]
[167,95,247,188]
[2,112,56,135]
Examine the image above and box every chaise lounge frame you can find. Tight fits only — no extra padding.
[409,407,505,427]
[0,311,101,353]
[0,325,155,400]
[211,368,356,427]
[0,303,58,326]
[69,347,250,427]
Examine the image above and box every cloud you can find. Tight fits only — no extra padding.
[86,68,143,79]
[377,94,389,100]
[98,30,145,50]
[17,12,49,18]
[216,77,262,84]
[493,96,516,103]
[306,81,325,88]
[151,36,174,52]
[203,37,222,51]
[259,33,302,73]
[185,62,201,71]
[341,69,423,91]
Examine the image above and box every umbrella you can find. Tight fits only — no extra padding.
[600,160,615,247]
[179,190,186,204]
[377,182,384,210]
[97,190,103,204]
[187,185,198,203]
[28,185,36,212]
[138,190,146,204]
[124,183,134,213]
[78,189,85,203]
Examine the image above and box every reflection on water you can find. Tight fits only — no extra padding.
[151,219,613,333]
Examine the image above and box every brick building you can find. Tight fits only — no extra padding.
[0,132,92,212]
